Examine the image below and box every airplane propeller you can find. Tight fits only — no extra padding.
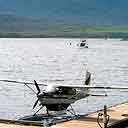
[33,80,41,109]
[34,80,41,95]
[33,99,39,109]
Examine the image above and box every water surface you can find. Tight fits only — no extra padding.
[0,38,128,119]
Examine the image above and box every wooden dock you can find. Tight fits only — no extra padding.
[0,102,127,128]
[51,102,128,128]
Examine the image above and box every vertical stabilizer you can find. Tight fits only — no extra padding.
[84,71,91,85]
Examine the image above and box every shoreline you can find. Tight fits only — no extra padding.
[0,32,128,38]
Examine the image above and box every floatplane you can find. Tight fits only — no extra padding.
[0,71,128,121]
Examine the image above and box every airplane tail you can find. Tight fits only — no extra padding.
[84,71,91,85]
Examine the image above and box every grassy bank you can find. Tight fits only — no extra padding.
[1,26,128,38]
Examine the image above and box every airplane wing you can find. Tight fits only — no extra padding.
[0,79,128,90]
[0,79,48,86]
[54,84,128,90]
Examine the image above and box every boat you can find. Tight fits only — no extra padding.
[120,38,128,41]
[77,40,88,48]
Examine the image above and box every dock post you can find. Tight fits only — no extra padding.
[103,105,109,128]
[97,105,110,128]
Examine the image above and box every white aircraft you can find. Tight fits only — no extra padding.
[0,71,128,114]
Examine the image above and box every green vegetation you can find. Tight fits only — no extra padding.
[80,26,128,33]
[1,25,128,38]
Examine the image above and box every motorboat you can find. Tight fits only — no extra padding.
[77,40,88,48]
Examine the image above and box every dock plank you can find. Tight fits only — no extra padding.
[0,123,39,128]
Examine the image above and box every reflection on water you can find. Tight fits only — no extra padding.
[0,38,128,119]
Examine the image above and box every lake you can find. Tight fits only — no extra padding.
[0,38,128,119]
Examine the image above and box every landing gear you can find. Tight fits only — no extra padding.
[67,105,77,117]
[19,104,79,127]
[33,106,44,116]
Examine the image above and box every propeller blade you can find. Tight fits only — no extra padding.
[33,99,39,109]
[34,80,40,95]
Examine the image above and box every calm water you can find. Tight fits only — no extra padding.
[0,38,128,119]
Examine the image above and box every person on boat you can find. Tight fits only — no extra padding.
[80,42,86,47]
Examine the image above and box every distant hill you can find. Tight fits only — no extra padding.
[0,0,128,37]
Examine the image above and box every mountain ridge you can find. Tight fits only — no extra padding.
[0,0,128,37]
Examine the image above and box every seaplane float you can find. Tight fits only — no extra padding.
[0,71,128,126]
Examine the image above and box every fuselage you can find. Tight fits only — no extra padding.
[38,88,89,111]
